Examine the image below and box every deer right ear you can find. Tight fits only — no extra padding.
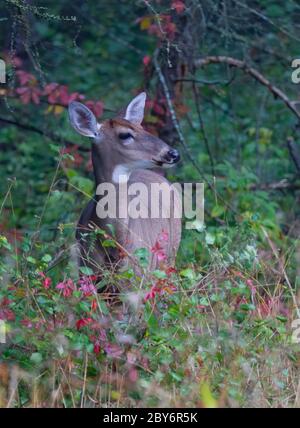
[125,92,146,125]
[68,101,99,138]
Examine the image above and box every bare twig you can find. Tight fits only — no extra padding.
[191,81,215,175]
[153,51,201,175]
[287,137,300,175]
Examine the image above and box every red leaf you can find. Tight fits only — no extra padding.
[85,100,104,118]
[153,102,165,116]
[76,317,93,330]
[104,343,123,358]
[128,367,138,382]
[93,343,101,355]
[0,308,15,321]
[143,55,151,67]
[172,0,185,14]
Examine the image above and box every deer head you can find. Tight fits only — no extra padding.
[68,92,180,184]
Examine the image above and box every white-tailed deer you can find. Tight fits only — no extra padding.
[68,92,181,277]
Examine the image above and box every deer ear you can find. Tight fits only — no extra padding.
[68,101,99,138]
[124,92,146,125]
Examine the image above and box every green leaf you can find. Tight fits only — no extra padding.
[239,303,255,311]
[30,352,43,365]
[0,235,12,251]
[42,254,52,263]
[199,297,209,306]
[180,268,195,280]
[102,239,116,248]
[69,175,94,196]
[276,315,288,323]
[134,247,149,268]
[145,302,159,331]
[79,266,94,276]
[170,371,183,382]
[78,301,90,312]
[65,168,77,179]
[211,205,225,218]
[86,343,94,353]
[152,270,167,279]
[98,300,109,315]
[205,232,215,245]
[200,382,218,408]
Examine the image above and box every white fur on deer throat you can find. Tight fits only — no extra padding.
[112,160,155,183]
[112,164,131,183]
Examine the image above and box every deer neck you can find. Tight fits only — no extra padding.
[91,143,116,186]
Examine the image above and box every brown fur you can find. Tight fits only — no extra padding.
[71,98,182,280]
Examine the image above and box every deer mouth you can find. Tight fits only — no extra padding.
[152,159,164,167]
[152,149,180,167]
[152,159,178,168]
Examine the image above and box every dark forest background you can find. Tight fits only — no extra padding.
[0,0,300,408]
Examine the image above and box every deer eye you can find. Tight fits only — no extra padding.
[118,132,133,140]
[118,132,134,144]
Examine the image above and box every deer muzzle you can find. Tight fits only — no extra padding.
[153,149,180,167]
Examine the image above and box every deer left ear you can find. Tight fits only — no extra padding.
[68,101,99,138]
[124,92,146,125]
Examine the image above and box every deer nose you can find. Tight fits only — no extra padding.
[165,149,180,164]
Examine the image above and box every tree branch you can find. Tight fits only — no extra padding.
[195,56,300,122]
[250,179,300,191]
[0,116,89,152]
